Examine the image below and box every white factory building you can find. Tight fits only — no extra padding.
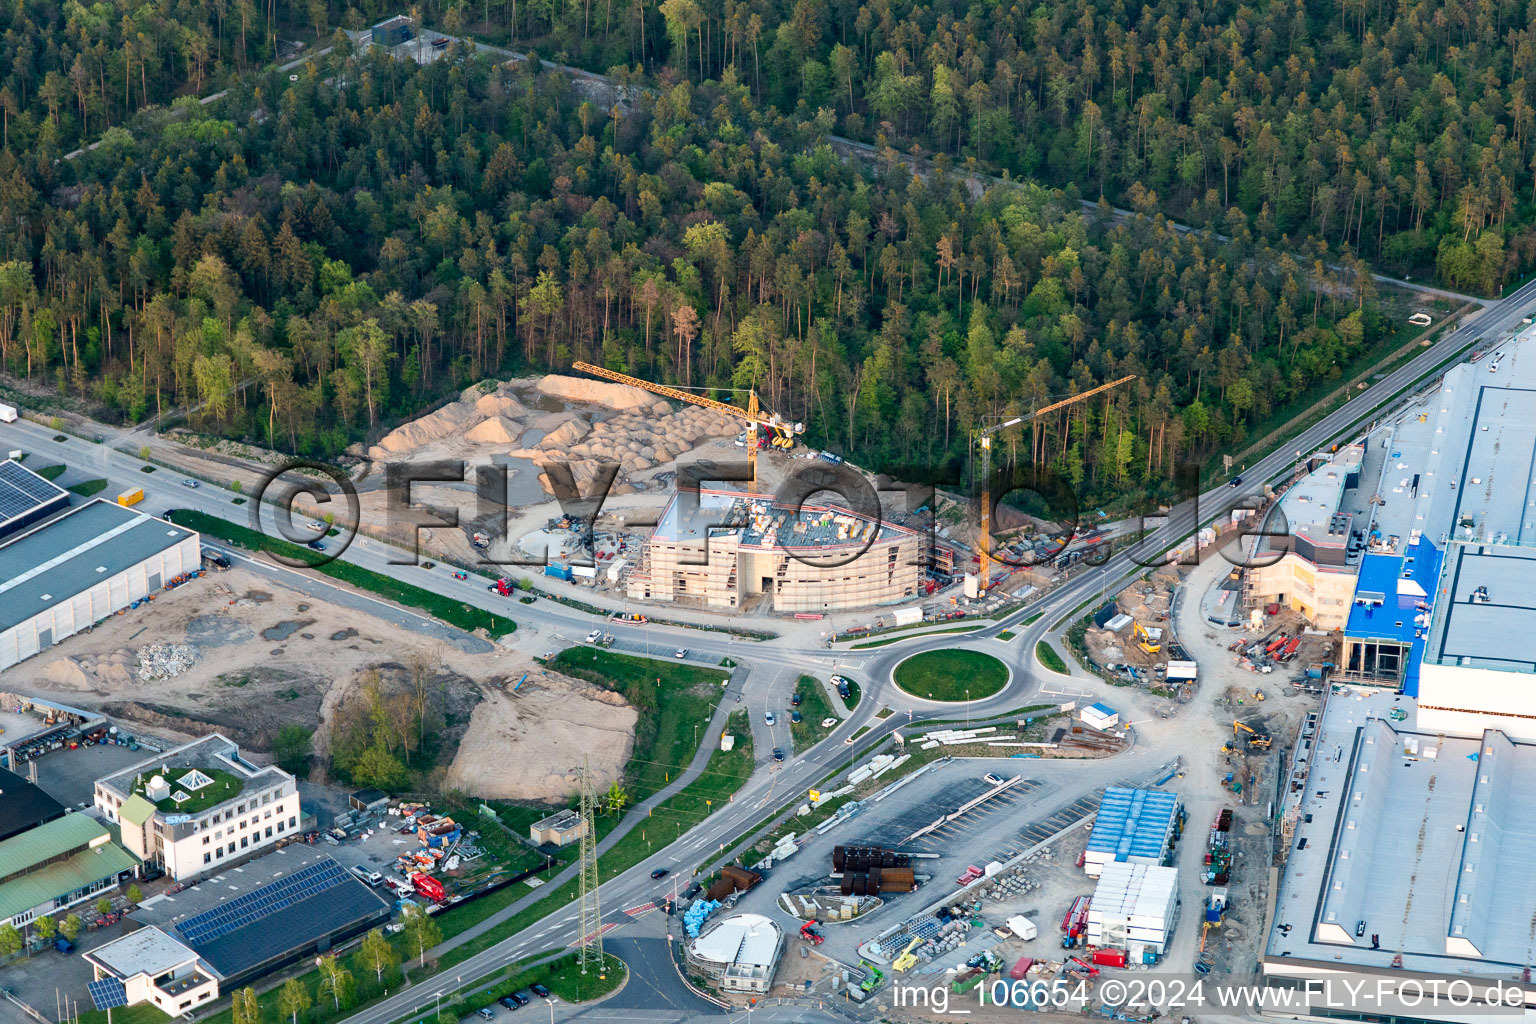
[1260,334,1536,1023]
[1086,862,1177,962]
[94,734,302,881]
[0,499,200,672]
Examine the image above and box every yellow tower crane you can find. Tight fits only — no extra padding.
[972,375,1136,594]
[571,362,804,493]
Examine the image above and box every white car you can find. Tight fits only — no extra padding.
[674,648,688,658]
[764,711,775,726]
[585,629,602,643]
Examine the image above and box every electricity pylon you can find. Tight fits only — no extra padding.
[575,757,605,976]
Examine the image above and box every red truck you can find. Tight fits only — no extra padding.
[487,578,514,596]
[410,873,446,902]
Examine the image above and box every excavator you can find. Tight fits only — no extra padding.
[572,361,803,493]
[1231,720,1272,751]
[1133,620,1162,655]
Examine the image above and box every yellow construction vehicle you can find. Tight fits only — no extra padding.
[1133,620,1162,654]
[891,935,922,972]
[1233,720,1272,750]
[972,375,1136,595]
[1252,689,1265,702]
[571,362,803,493]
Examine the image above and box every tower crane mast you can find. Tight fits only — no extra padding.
[973,375,1136,594]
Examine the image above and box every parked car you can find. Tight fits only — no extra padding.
[790,693,802,706]
[509,993,530,1007]
[585,629,602,643]
[497,997,519,1011]
[477,1008,496,1020]
[530,984,550,999]
[790,710,802,723]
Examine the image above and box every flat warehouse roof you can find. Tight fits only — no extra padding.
[1426,546,1536,669]
[1267,689,1536,975]
[0,500,195,633]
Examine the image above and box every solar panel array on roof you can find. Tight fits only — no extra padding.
[176,860,347,947]
[88,977,128,1011]
[0,460,67,524]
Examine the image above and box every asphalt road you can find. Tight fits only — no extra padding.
[2,274,1531,1022]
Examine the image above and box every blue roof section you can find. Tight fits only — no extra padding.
[1086,787,1178,864]
[1344,537,1442,695]
[1086,702,1117,716]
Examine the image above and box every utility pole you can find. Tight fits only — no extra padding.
[575,757,605,977]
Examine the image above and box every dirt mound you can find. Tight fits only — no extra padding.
[443,673,635,799]
[370,402,476,457]
[536,374,669,413]
[535,417,591,451]
[464,415,522,444]
[472,392,528,420]
[42,657,92,689]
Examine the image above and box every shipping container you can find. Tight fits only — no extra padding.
[117,487,144,507]
[0,403,16,423]
[1009,957,1035,980]
[1091,949,1128,968]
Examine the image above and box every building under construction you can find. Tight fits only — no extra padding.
[627,489,923,612]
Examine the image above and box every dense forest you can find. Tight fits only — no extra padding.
[406,0,1536,289]
[0,36,1393,507]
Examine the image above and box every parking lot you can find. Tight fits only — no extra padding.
[28,737,171,809]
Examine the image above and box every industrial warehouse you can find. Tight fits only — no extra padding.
[0,499,200,672]
[1258,339,1536,1019]
[626,489,923,612]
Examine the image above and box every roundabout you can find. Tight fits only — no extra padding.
[892,648,1010,702]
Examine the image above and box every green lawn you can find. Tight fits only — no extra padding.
[69,478,108,496]
[893,650,1009,701]
[1035,642,1068,674]
[997,630,1016,641]
[548,648,728,802]
[789,676,836,753]
[172,510,516,638]
[35,463,65,480]
[1022,611,1044,625]
[133,767,244,813]
[850,623,982,648]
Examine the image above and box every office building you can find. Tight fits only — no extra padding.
[94,734,301,881]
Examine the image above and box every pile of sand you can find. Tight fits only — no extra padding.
[366,374,737,488]
[536,374,671,413]
[372,402,476,455]
[464,415,521,444]
[535,417,591,451]
[554,405,738,472]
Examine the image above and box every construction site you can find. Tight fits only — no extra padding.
[1,561,638,803]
